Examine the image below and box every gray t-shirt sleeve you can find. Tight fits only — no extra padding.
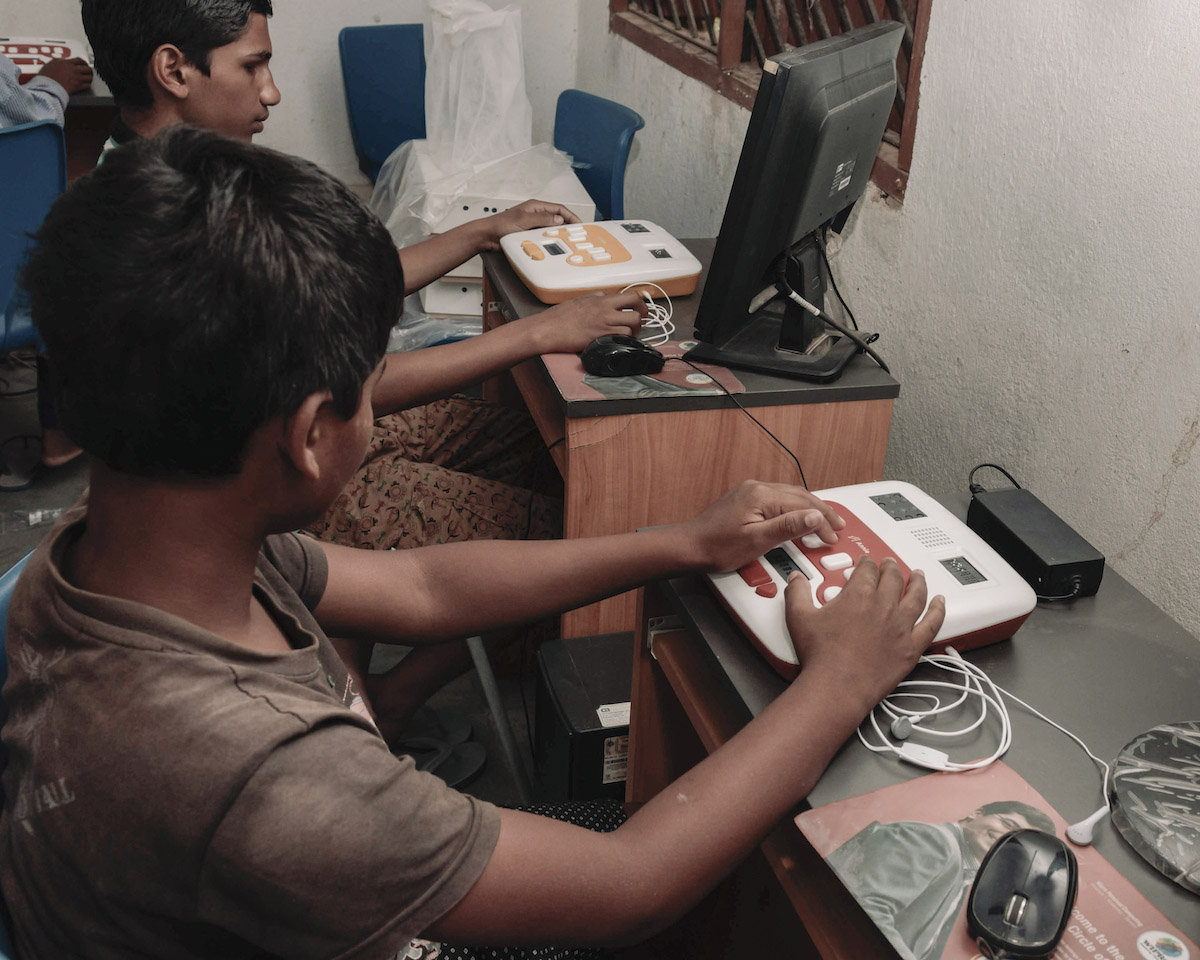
[261,531,330,610]
[198,721,501,959]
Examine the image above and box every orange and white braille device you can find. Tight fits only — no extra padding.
[499,219,702,304]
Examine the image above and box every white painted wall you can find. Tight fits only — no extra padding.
[577,1,1200,640]
[3,0,580,184]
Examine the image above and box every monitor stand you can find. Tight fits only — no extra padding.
[685,309,861,383]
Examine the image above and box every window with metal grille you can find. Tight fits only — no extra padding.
[609,0,929,199]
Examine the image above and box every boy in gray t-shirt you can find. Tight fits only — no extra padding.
[2,127,943,958]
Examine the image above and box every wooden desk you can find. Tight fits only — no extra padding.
[65,91,116,182]
[481,240,900,637]
[628,541,1200,957]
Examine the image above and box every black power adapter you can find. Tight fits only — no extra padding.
[966,483,1105,600]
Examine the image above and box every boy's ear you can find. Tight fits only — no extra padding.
[279,391,336,481]
[146,44,196,102]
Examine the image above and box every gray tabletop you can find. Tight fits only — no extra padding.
[658,543,1200,937]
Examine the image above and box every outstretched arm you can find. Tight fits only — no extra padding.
[370,291,648,414]
[398,199,583,293]
[429,556,946,946]
[314,480,844,643]
[378,198,647,413]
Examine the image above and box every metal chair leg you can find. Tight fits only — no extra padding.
[466,635,533,803]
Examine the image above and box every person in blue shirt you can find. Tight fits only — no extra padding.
[0,53,92,128]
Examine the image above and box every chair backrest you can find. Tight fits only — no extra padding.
[338,24,427,183]
[0,552,31,960]
[0,121,66,352]
[553,89,645,221]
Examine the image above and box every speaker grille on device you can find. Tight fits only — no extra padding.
[910,526,955,549]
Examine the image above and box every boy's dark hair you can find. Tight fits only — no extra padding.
[24,125,403,478]
[82,0,274,108]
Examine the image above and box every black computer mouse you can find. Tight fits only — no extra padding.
[580,335,666,377]
[966,828,1078,959]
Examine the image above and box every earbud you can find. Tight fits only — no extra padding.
[1066,806,1109,846]
[890,716,914,740]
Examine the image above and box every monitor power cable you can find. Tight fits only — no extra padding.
[817,229,860,331]
[775,255,890,374]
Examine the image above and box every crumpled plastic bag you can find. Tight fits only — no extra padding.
[371,141,578,250]
[425,0,532,175]
[372,0,546,350]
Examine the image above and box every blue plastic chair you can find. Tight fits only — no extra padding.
[0,551,32,959]
[338,24,427,183]
[553,89,645,221]
[0,121,66,353]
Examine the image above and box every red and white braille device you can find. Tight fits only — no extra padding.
[706,481,1037,679]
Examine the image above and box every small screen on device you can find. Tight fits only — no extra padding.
[870,493,927,521]
[765,547,806,581]
[941,556,987,585]
[544,243,566,256]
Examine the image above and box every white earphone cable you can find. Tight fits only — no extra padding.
[621,281,674,346]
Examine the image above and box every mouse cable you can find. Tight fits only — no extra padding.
[775,258,891,375]
[817,228,859,331]
[667,356,809,490]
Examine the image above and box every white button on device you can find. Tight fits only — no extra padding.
[843,568,855,581]
[800,534,823,550]
[575,242,593,250]
[568,255,584,264]
[820,553,853,571]
[592,252,612,262]
[824,586,842,600]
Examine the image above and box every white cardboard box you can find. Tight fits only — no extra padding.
[403,141,596,235]
[397,142,597,318]
[418,277,483,317]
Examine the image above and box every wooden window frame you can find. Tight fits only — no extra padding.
[608,0,930,200]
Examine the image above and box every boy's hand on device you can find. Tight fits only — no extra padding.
[39,57,93,95]
[481,200,582,250]
[528,291,648,354]
[785,557,946,712]
[679,480,846,574]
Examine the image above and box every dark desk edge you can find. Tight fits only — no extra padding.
[66,93,114,108]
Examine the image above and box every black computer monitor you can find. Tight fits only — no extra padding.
[687,21,903,382]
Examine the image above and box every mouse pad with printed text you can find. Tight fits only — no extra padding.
[796,762,1197,960]
[544,340,745,403]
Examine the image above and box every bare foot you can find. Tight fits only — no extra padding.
[42,428,84,468]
